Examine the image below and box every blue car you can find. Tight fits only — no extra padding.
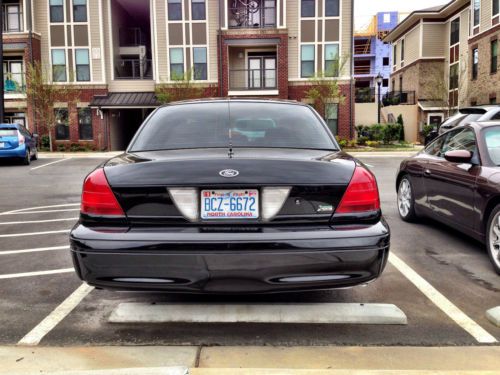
[0,123,38,165]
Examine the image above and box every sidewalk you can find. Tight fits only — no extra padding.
[2,346,499,374]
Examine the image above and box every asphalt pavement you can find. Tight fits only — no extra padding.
[0,155,499,350]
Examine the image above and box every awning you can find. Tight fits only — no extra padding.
[90,92,160,109]
[418,100,448,111]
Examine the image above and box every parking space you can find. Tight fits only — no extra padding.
[0,156,498,347]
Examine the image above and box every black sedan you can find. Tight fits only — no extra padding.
[397,121,500,274]
[70,99,390,293]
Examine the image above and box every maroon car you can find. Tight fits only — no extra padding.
[396,121,500,274]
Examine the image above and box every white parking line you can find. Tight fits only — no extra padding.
[0,267,74,279]
[30,158,71,171]
[389,253,498,344]
[0,208,80,215]
[0,229,70,238]
[18,283,94,346]
[0,218,78,225]
[0,245,69,255]
[0,203,80,215]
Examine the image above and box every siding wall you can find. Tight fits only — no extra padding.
[480,0,493,32]
[155,0,168,81]
[207,1,219,82]
[405,25,420,64]
[89,0,104,82]
[422,23,446,57]
[287,0,299,78]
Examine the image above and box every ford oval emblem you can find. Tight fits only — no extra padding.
[219,169,239,178]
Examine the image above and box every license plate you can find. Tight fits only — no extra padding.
[201,189,259,219]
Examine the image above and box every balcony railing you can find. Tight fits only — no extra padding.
[228,1,276,29]
[355,87,376,103]
[229,68,277,90]
[354,44,372,55]
[382,91,416,106]
[354,66,373,75]
[115,59,153,80]
[4,73,25,93]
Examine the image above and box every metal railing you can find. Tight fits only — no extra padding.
[114,59,153,79]
[354,65,373,75]
[382,91,416,106]
[355,87,376,103]
[4,73,25,93]
[354,44,372,55]
[229,68,277,90]
[228,1,276,28]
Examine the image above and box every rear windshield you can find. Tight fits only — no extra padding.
[129,102,337,152]
[0,129,17,137]
[484,126,500,165]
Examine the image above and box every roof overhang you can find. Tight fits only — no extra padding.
[384,0,469,43]
[89,92,160,109]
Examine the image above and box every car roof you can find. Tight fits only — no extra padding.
[0,123,21,129]
[159,98,309,108]
[468,121,500,130]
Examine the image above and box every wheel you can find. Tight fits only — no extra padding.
[397,175,418,222]
[486,205,500,275]
[23,148,31,165]
[32,147,38,161]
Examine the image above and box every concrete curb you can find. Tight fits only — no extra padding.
[8,368,188,375]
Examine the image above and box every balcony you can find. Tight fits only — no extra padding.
[354,65,374,76]
[229,68,277,91]
[114,59,153,80]
[228,0,276,29]
[382,91,416,106]
[355,87,376,103]
[2,3,23,33]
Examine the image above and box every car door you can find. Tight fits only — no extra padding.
[424,127,480,231]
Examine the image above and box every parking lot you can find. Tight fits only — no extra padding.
[0,155,499,348]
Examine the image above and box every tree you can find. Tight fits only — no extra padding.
[155,70,214,104]
[26,61,81,151]
[304,55,349,118]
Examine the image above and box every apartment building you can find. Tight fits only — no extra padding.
[384,0,499,133]
[2,0,355,151]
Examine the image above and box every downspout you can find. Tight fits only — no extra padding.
[218,0,224,97]
[349,0,354,139]
[27,0,36,134]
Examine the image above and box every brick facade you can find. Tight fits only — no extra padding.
[468,27,500,105]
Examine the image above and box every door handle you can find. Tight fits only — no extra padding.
[424,169,431,176]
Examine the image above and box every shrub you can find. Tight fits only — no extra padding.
[357,136,368,146]
[57,143,67,152]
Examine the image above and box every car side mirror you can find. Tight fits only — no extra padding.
[444,150,473,163]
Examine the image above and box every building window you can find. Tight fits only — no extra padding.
[325,0,339,17]
[401,39,405,61]
[472,48,478,79]
[301,0,315,17]
[73,0,87,22]
[55,109,69,140]
[492,40,498,74]
[324,44,339,76]
[50,0,64,23]
[191,0,205,20]
[383,57,389,66]
[449,63,459,89]
[75,49,90,82]
[301,45,315,78]
[3,3,22,32]
[383,13,391,23]
[325,103,338,135]
[473,0,480,27]
[3,60,24,92]
[491,96,498,105]
[168,0,182,21]
[193,47,207,80]
[450,18,460,45]
[383,79,389,87]
[494,0,499,16]
[51,50,67,82]
[170,48,184,79]
[393,45,397,65]
[78,108,93,140]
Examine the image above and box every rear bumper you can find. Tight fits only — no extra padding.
[70,220,390,294]
[0,145,26,158]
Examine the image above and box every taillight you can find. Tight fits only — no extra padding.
[81,169,125,217]
[18,131,25,145]
[336,166,380,213]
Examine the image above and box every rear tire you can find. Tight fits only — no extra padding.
[23,148,31,165]
[486,205,500,275]
[397,175,418,222]
[32,147,38,161]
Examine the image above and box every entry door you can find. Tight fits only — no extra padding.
[248,56,276,89]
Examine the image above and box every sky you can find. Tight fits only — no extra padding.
[354,0,449,31]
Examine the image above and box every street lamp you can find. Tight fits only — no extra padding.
[376,73,383,124]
